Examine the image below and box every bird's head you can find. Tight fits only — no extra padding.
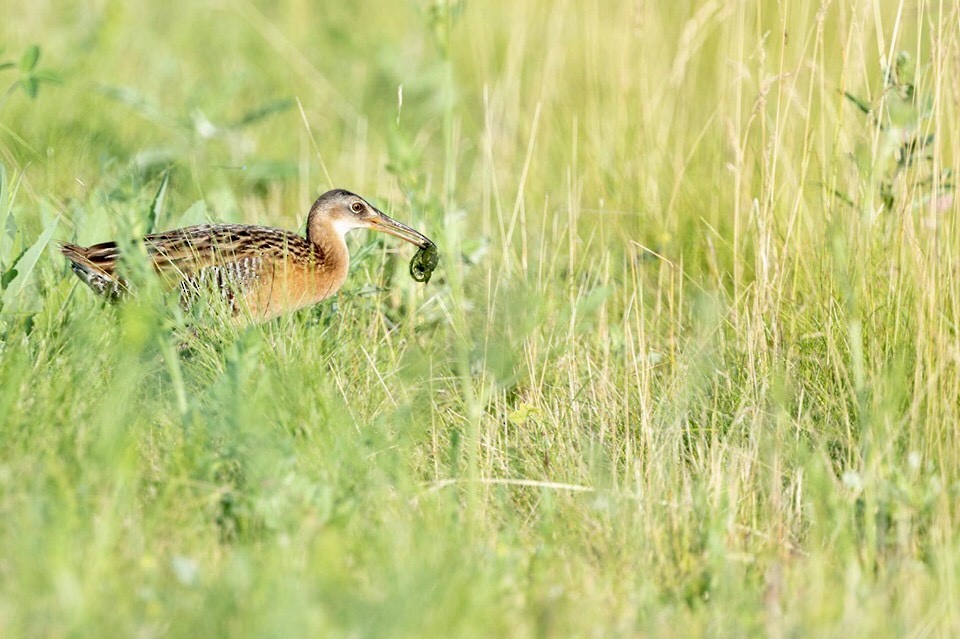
[307,189,432,249]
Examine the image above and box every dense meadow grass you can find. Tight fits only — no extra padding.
[1,0,959,636]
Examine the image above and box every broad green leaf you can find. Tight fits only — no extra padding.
[1,215,59,308]
[20,77,38,99]
[19,45,40,73]
[1,245,27,288]
[33,70,63,85]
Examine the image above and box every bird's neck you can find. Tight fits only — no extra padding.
[307,218,349,270]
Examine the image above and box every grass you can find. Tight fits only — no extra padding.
[1,0,959,636]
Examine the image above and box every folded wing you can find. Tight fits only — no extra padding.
[60,224,315,311]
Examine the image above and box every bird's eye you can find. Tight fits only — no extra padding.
[351,202,364,213]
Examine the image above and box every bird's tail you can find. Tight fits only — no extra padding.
[59,241,124,300]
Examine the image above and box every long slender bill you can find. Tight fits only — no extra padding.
[368,211,434,249]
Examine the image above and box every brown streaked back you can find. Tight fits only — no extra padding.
[60,224,328,312]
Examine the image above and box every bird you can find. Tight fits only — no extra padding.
[59,188,436,323]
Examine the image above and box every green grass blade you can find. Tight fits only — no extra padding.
[147,172,169,234]
[1,214,59,308]
[19,45,40,73]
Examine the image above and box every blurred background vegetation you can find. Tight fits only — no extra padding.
[1,0,959,636]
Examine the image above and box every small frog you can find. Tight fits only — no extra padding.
[410,242,439,283]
